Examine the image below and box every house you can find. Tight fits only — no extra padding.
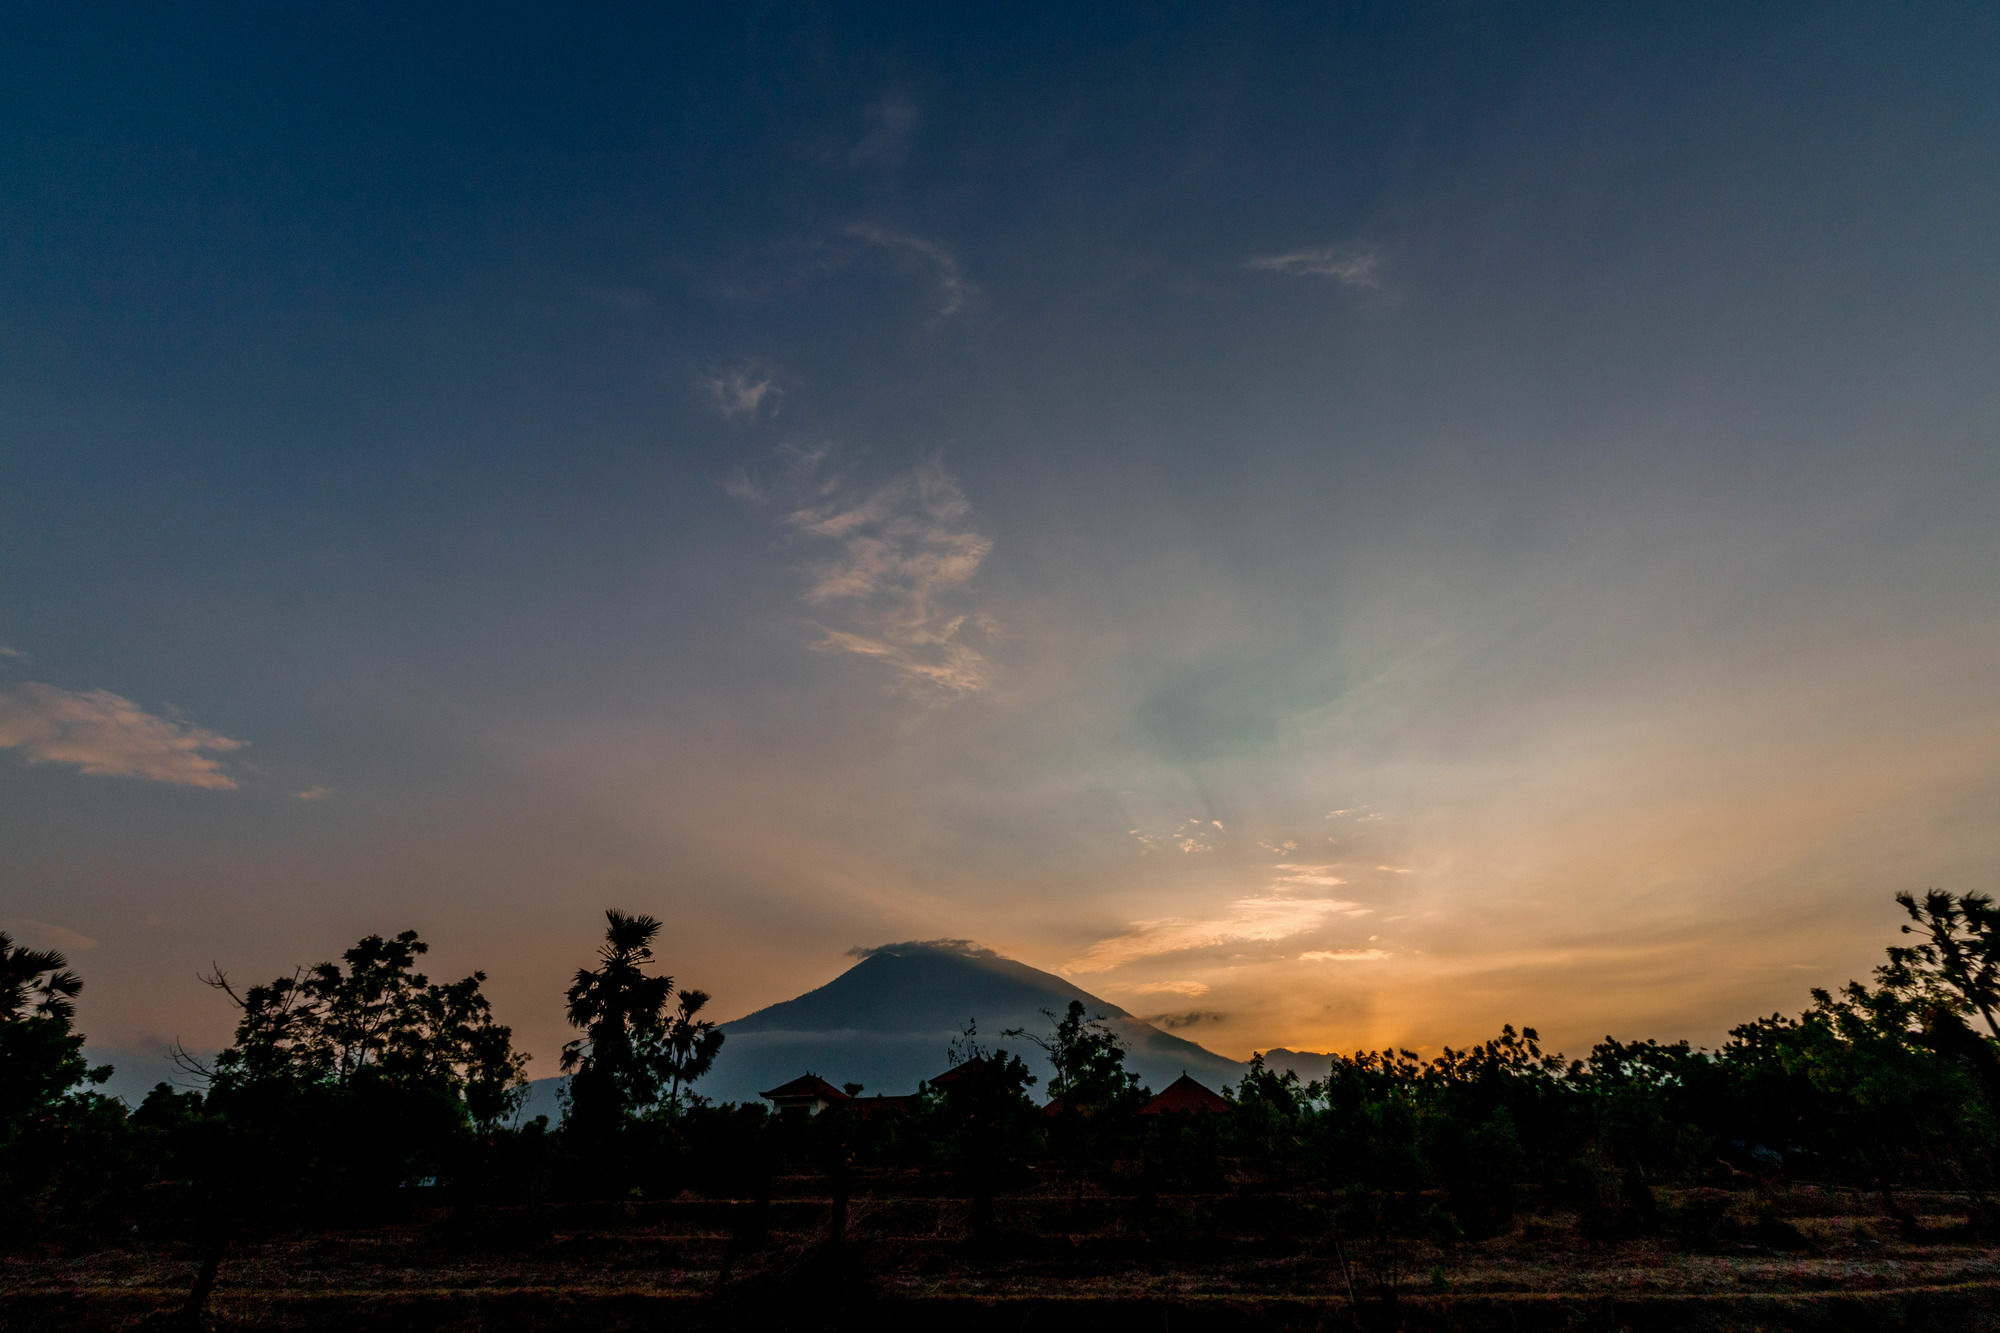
[1138,1073,1230,1115]
[1041,1092,1086,1119]
[926,1056,1004,1093]
[759,1073,850,1115]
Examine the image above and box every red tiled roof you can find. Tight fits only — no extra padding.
[1139,1073,1230,1115]
[759,1073,850,1102]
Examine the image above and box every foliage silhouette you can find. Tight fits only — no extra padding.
[12,889,2000,1326]
[563,910,678,1132]
[928,1021,1039,1243]
[1884,888,2000,1038]
[658,987,726,1116]
[0,932,116,1241]
[162,929,527,1324]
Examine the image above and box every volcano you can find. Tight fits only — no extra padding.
[708,940,1245,1102]
[518,940,1245,1120]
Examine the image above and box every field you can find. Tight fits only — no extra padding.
[10,1175,2000,1331]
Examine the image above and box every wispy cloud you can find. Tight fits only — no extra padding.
[1299,948,1390,963]
[0,645,25,660]
[850,94,919,167]
[846,224,973,317]
[1121,979,1211,997]
[1269,862,1348,890]
[1130,818,1227,855]
[0,918,98,952]
[1066,893,1372,974]
[1146,1009,1227,1030]
[295,785,333,801]
[0,683,243,789]
[792,457,993,694]
[1247,246,1382,289]
[701,366,784,425]
[736,447,995,696]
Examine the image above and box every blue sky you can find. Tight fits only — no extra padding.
[4,3,1998,1094]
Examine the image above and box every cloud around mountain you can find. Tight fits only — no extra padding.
[846,938,997,960]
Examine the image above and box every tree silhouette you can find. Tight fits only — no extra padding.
[1883,889,2000,1038]
[169,929,527,1325]
[1,932,106,1123]
[1007,999,1142,1111]
[205,929,527,1129]
[654,988,725,1116]
[1007,1000,1141,1209]
[1,932,114,1242]
[561,910,687,1132]
[1,931,84,1023]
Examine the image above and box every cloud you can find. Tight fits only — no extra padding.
[1,918,98,952]
[738,447,995,696]
[701,366,783,425]
[295,785,333,801]
[1246,245,1383,289]
[1121,980,1211,997]
[846,224,973,317]
[1299,949,1391,962]
[1131,817,1226,855]
[0,683,243,788]
[720,466,766,504]
[1066,893,1372,974]
[1269,862,1348,891]
[1146,1009,1227,1030]
[850,95,919,167]
[847,938,996,960]
[0,645,24,660]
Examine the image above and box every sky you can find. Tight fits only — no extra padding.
[4,3,1998,1098]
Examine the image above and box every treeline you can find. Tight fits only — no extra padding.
[6,892,2000,1314]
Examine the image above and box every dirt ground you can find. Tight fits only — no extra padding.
[8,1180,2000,1330]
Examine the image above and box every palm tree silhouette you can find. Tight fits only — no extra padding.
[562,910,675,1126]
[0,931,82,1023]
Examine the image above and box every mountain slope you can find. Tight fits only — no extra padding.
[517,942,1244,1119]
[1262,1048,1339,1083]
[713,942,1244,1103]
[725,944,1115,1036]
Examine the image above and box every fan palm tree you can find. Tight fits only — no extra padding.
[655,987,725,1115]
[0,931,83,1024]
[562,910,675,1126]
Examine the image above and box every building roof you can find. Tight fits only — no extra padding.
[1040,1091,1097,1119]
[759,1073,850,1102]
[928,1056,999,1089]
[853,1094,918,1119]
[1139,1073,1231,1115]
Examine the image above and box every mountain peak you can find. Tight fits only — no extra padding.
[704,944,1237,1104]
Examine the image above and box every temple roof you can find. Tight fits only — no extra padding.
[1139,1073,1230,1115]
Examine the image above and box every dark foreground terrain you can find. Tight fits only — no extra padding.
[9,1177,2000,1332]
